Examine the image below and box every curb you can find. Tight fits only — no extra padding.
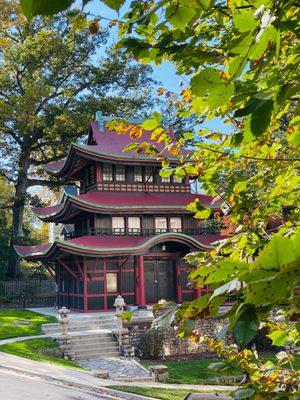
[0,364,156,400]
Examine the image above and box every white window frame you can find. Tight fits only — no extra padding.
[106,272,118,293]
[128,216,141,235]
[144,166,153,183]
[103,164,113,181]
[170,217,182,232]
[134,165,143,182]
[155,217,167,233]
[115,165,125,181]
[112,216,125,234]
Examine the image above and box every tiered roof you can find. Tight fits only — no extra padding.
[34,191,221,222]
[15,233,226,260]
[44,119,180,178]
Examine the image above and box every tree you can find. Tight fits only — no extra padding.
[0,1,157,277]
[17,1,300,396]
[0,178,14,279]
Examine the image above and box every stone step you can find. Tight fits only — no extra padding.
[71,344,119,353]
[70,339,117,347]
[42,323,116,334]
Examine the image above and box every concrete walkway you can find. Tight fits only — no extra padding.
[0,334,52,345]
[0,351,236,393]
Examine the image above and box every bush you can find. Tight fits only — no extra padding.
[138,329,164,359]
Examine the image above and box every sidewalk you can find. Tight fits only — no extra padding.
[0,351,236,393]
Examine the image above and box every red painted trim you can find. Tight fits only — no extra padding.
[83,258,88,312]
[73,255,84,279]
[138,255,146,307]
[103,258,107,310]
[134,256,139,305]
[194,288,202,298]
[57,257,76,278]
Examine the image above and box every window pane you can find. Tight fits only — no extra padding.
[115,165,125,181]
[112,217,125,234]
[134,166,143,182]
[161,175,170,183]
[155,217,167,232]
[173,175,183,183]
[144,166,153,183]
[103,164,113,181]
[128,217,141,234]
[170,217,182,232]
[106,273,118,293]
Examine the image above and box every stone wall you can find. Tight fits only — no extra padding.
[124,317,231,359]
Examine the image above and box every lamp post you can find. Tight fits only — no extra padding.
[114,295,125,351]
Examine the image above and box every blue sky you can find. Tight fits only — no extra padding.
[83,0,231,134]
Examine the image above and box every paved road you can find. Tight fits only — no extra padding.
[0,369,118,400]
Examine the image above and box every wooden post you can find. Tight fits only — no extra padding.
[138,255,146,307]
[83,257,88,312]
[134,256,140,305]
[194,288,202,298]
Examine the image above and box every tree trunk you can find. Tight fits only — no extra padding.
[6,151,30,278]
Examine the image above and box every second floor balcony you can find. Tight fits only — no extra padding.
[64,222,222,240]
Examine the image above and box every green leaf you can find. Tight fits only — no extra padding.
[159,167,173,178]
[255,234,297,270]
[20,0,75,18]
[233,11,257,32]
[267,330,289,347]
[243,99,274,139]
[210,278,239,299]
[205,260,247,284]
[142,119,160,130]
[166,4,196,32]
[191,68,222,96]
[233,388,256,399]
[233,308,259,347]
[101,0,125,11]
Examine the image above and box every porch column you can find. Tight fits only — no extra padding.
[194,288,202,298]
[138,255,146,307]
[83,258,88,312]
[134,256,140,305]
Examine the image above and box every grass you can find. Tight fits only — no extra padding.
[0,338,81,369]
[108,386,205,400]
[142,358,228,385]
[0,309,57,340]
[142,354,300,385]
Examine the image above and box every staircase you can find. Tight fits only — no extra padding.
[42,315,120,359]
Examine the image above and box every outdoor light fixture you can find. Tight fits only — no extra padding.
[162,243,166,251]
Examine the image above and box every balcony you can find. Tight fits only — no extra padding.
[64,223,222,240]
[81,181,191,194]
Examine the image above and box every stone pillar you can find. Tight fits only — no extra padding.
[57,307,74,360]
[138,255,146,307]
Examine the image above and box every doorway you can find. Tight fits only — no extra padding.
[144,259,175,303]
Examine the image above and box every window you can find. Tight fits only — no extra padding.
[103,164,113,181]
[106,273,118,293]
[134,166,143,182]
[128,217,141,234]
[89,165,96,185]
[161,175,171,183]
[115,165,125,181]
[112,216,125,234]
[170,217,182,232]
[144,166,153,183]
[155,217,167,233]
[173,175,183,183]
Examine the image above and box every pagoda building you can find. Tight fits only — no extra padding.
[16,113,225,312]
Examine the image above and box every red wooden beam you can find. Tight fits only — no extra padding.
[57,256,76,278]
[83,257,88,312]
[138,255,146,307]
[73,255,84,279]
